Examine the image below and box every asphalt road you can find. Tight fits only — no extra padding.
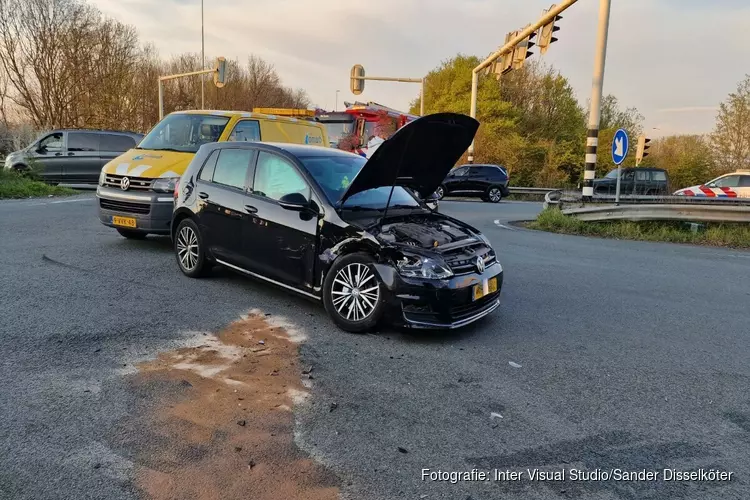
[1,194,748,500]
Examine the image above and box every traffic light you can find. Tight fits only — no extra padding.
[498,32,516,75]
[636,135,651,166]
[213,57,226,88]
[538,5,562,55]
[350,64,365,95]
[511,27,536,70]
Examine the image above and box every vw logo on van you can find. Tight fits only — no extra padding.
[475,256,485,273]
[120,177,130,191]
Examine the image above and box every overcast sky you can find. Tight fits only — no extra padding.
[91,0,750,138]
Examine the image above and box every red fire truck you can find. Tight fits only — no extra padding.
[254,102,418,155]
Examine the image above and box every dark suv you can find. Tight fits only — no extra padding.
[434,164,510,203]
[3,129,143,184]
[171,113,503,333]
[593,167,670,196]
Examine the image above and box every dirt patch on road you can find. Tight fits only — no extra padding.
[130,313,338,500]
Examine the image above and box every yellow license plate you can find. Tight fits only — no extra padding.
[473,277,498,301]
[112,216,137,228]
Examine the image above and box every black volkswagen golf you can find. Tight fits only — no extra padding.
[171,113,503,333]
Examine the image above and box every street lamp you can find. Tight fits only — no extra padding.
[200,0,205,109]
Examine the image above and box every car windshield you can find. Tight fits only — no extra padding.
[605,169,620,179]
[300,155,422,210]
[138,114,230,153]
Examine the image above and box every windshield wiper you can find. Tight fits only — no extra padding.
[153,147,189,153]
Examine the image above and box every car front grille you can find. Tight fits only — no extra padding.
[440,242,496,275]
[99,198,150,214]
[103,173,152,191]
[402,290,501,325]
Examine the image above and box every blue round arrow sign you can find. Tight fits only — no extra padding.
[611,128,629,165]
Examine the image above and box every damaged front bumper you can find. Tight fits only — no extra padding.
[373,261,503,329]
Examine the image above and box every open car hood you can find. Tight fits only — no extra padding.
[340,113,479,203]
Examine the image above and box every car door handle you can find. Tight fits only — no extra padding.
[198,192,209,200]
[54,152,63,156]
[244,205,257,214]
[67,152,74,156]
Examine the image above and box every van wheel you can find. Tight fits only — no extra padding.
[323,253,385,333]
[174,218,208,278]
[116,228,147,240]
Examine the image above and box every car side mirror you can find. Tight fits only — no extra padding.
[36,145,46,154]
[278,192,309,211]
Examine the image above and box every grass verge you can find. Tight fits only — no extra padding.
[528,208,750,249]
[0,170,77,199]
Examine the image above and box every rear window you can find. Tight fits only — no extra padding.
[739,175,750,187]
[652,171,667,181]
[100,134,136,152]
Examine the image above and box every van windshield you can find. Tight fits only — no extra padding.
[138,114,230,153]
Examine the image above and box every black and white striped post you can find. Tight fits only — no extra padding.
[582,0,612,200]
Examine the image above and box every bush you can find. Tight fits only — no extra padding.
[529,208,750,248]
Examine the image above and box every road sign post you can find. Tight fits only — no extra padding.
[612,128,629,205]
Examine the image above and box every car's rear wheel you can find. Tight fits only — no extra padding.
[434,185,445,200]
[174,218,208,278]
[485,187,503,203]
[323,253,385,333]
[116,228,147,240]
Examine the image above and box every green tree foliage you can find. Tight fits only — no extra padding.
[410,57,597,187]
[712,74,750,172]
[646,135,716,189]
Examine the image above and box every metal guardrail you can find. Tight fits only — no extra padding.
[508,187,560,195]
[562,204,750,223]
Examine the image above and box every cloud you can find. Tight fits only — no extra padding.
[89,0,750,133]
[657,107,719,114]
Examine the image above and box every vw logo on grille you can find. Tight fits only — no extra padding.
[475,256,485,273]
[120,176,130,191]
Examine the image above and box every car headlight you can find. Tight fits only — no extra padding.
[99,169,106,186]
[396,253,453,279]
[152,177,179,193]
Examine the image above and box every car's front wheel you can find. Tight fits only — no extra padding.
[174,218,208,278]
[434,185,446,200]
[485,186,503,203]
[323,253,385,333]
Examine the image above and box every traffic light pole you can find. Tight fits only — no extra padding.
[467,0,579,163]
[158,65,224,120]
[352,75,425,116]
[582,0,612,199]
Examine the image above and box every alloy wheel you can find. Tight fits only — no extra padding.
[489,188,502,202]
[331,263,380,322]
[176,225,199,271]
[435,187,444,199]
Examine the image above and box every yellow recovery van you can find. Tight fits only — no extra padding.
[96,109,328,238]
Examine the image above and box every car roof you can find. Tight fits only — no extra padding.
[201,141,357,159]
[51,129,142,136]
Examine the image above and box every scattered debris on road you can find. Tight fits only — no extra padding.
[125,312,338,500]
[397,447,408,454]
[508,361,522,368]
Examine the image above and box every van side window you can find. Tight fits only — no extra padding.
[636,170,649,181]
[212,149,253,190]
[68,132,99,152]
[229,120,261,142]
[198,150,220,182]
[253,152,310,202]
[622,171,635,181]
[100,134,136,152]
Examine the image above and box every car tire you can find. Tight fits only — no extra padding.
[174,218,208,278]
[323,252,385,333]
[434,185,446,200]
[116,228,147,240]
[485,186,503,203]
